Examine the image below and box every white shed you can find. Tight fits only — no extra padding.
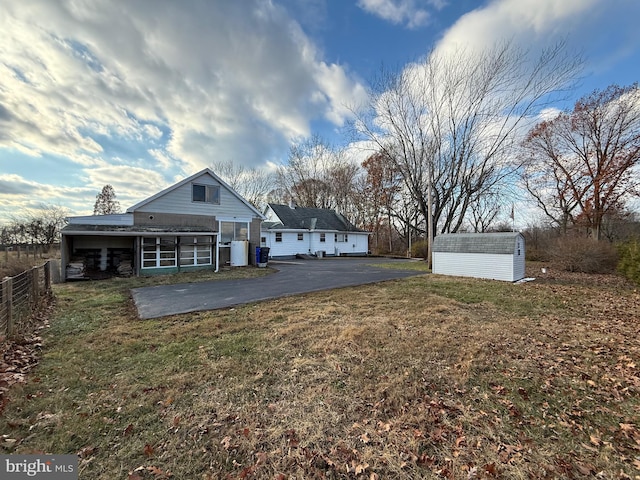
[432,232,525,282]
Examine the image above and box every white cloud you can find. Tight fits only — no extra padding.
[0,0,366,178]
[434,0,628,61]
[79,164,169,209]
[0,174,93,219]
[357,0,442,29]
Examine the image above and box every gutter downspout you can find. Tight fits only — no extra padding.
[309,218,317,255]
[215,233,219,273]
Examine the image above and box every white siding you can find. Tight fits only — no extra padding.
[134,173,258,218]
[264,231,304,257]
[264,231,369,257]
[309,232,332,255]
[433,252,522,282]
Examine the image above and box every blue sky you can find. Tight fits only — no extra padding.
[0,0,639,224]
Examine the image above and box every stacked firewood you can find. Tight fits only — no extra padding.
[65,261,86,280]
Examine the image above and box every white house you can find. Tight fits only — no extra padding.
[60,169,264,280]
[432,232,526,282]
[261,203,369,259]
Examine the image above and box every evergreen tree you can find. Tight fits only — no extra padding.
[93,184,121,215]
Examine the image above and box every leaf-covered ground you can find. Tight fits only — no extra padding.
[0,263,638,479]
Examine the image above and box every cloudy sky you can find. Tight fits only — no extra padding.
[0,0,639,223]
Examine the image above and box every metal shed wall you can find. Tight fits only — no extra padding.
[432,233,525,282]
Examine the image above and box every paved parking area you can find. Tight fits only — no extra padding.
[131,257,425,319]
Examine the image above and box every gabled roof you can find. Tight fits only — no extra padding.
[126,168,264,218]
[433,232,524,255]
[265,204,366,232]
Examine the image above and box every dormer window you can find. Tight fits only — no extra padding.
[192,184,220,204]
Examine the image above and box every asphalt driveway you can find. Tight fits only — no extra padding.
[131,257,426,319]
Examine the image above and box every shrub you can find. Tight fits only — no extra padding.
[410,240,429,259]
[0,256,36,278]
[549,236,618,273]
[617,238,640,285]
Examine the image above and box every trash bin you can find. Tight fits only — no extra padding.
[260,247,270,264]
[255,247,261,266]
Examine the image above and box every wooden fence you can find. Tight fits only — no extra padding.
[0,260,52,343]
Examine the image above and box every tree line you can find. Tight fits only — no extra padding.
[1,185,121,250]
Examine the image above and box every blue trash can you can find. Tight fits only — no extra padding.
[255,247,261,266]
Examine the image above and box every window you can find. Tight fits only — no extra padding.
[320,233,326,243]
[335,233,348,242]
[275,232,282,242]
[192,184,220,204]
[297,233,304,241]
[142,237,176,268]
[179,236,212,266]
[220,221,248,243]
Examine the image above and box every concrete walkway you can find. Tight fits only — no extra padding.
[131,257,426,319]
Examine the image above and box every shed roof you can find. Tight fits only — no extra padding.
[433,232,524,255]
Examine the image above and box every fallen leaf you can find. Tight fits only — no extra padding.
[146,465,169,476]
[143,444,154,457]
[483,462,497,476]
[517,387,529,400]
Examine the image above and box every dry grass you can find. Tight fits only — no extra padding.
[0,263,639,479]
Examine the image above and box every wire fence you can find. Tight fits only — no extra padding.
[0,260,52,345]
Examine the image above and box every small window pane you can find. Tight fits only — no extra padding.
[235,222,248,241]
[192,184,206,202]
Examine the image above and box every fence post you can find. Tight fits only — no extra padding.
[5,277,13,337]
[32,265,39,303]
[44,260,51,292]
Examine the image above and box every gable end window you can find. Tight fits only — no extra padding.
[192,184,220,204]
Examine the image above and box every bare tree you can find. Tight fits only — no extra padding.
[211,160,275,210]
[93,185,121,215]
[352,40,582,264]
[358,152,404,252]
[277,135,359,217]
[7,204,68,251]
[521,83,640,240]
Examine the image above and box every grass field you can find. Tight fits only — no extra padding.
[1,263,639,479]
